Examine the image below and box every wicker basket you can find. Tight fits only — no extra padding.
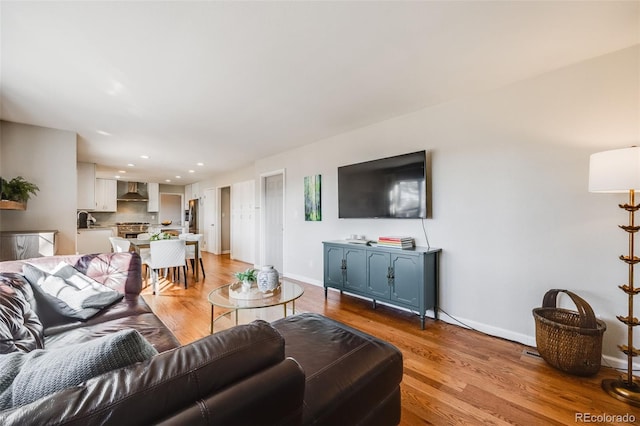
[532,289,606,376]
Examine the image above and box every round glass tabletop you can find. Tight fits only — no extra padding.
[208,279,304,310]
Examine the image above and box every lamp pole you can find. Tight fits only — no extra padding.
[602,189,640,404]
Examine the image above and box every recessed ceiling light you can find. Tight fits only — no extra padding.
[197,162,204,166]
[188,170,195,173]
[140,155,149,159]
[115,175,121,179]
[165,179,171,182]
[118,170,126,174]
[127,163,135,167]
[175,176,182,179]
[96,130,111,136]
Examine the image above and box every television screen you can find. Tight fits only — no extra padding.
[338,150,427,219]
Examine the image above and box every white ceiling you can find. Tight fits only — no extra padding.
[1,1,638,184]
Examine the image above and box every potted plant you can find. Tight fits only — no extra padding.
[150,231,172,241]
[0,176,40,210]
[234,268,257,292]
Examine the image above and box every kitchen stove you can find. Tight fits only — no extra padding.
[116,222,150,238]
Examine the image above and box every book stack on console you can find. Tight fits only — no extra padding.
[377,236,415,249]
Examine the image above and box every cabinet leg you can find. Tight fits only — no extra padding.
[372,299,377,309]
[420,315,425,330]
[324,287,328,299]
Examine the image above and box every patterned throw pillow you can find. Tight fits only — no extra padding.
[0,329,157,409]
[22,262,123,320]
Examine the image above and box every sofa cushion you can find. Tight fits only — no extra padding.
[22,262,123,320]
[44,311,181,353]
[0,328,157,410]
[0,273,44,354]
[42,293,153,336]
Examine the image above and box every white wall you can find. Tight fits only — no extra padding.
[204,45,640,367]
[0,121,77,255]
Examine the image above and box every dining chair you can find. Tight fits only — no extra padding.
[109,236,131,253]
[179,233,206,279]
[143,239,187,295]
[135,233,152,282]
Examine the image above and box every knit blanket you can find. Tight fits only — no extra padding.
[0,329,157,410]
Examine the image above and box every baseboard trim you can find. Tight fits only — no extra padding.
[285,278,640,371]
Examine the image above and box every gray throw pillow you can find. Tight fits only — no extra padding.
[22,262,123,320]
[0,329,157,410]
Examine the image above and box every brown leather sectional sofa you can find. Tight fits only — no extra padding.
[0,252,402,425]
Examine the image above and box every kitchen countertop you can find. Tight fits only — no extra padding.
[1,230,59,235]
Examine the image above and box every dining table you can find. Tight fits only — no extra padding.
[127,237,200,282]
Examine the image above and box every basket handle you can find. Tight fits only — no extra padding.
[542,289,598,329]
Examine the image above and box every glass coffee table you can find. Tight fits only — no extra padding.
[208,279,304,333]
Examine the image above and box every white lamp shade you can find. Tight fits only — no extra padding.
[588,146,640,193]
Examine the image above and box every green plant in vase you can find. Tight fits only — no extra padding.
[234,268,257,292]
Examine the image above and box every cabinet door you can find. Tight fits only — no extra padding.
[344,247,366,291]
[77,230,113,254]
[390,253,423,308]
[95,179,117,211]
[191,182,200,199]
[147,182,159,212]
[367,251,391,299]
[184,184,192,209]
[324,245,345,288]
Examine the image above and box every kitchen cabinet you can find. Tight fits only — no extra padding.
[191,182,200,199]
[323,241,441,329]
[77,162,96,210]
[94,178,117,211]
[77,228,113,254]
[184,182,201,209]
[147,182,159,212]
[184,184,192,209]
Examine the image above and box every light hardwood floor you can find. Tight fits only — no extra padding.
[141,252,640,425]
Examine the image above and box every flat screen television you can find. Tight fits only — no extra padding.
[338,150,427,219]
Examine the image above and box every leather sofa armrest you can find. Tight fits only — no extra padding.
[156,357,305,426]
[0,320,291,426]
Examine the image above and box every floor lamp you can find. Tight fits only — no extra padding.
[589,146,640,407]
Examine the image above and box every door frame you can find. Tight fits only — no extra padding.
[259,169,286,269]
[158,192,184,228]
[209,185,231,255]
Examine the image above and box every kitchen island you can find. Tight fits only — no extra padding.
[0,230,58,261]
[77,227,116,254]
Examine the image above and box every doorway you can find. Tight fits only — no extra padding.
[221,187,231,254]
[261,171,284,273]
[159,193,183,227]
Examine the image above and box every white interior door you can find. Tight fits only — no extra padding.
[262,172,284,273]
[231,180,255,264]
[203,188,216,253]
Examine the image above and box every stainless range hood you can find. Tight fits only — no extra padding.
[117,182,148,201]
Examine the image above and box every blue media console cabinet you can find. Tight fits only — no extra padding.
[323,241,441,329]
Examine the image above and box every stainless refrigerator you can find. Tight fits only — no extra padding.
[188,199,198,234]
